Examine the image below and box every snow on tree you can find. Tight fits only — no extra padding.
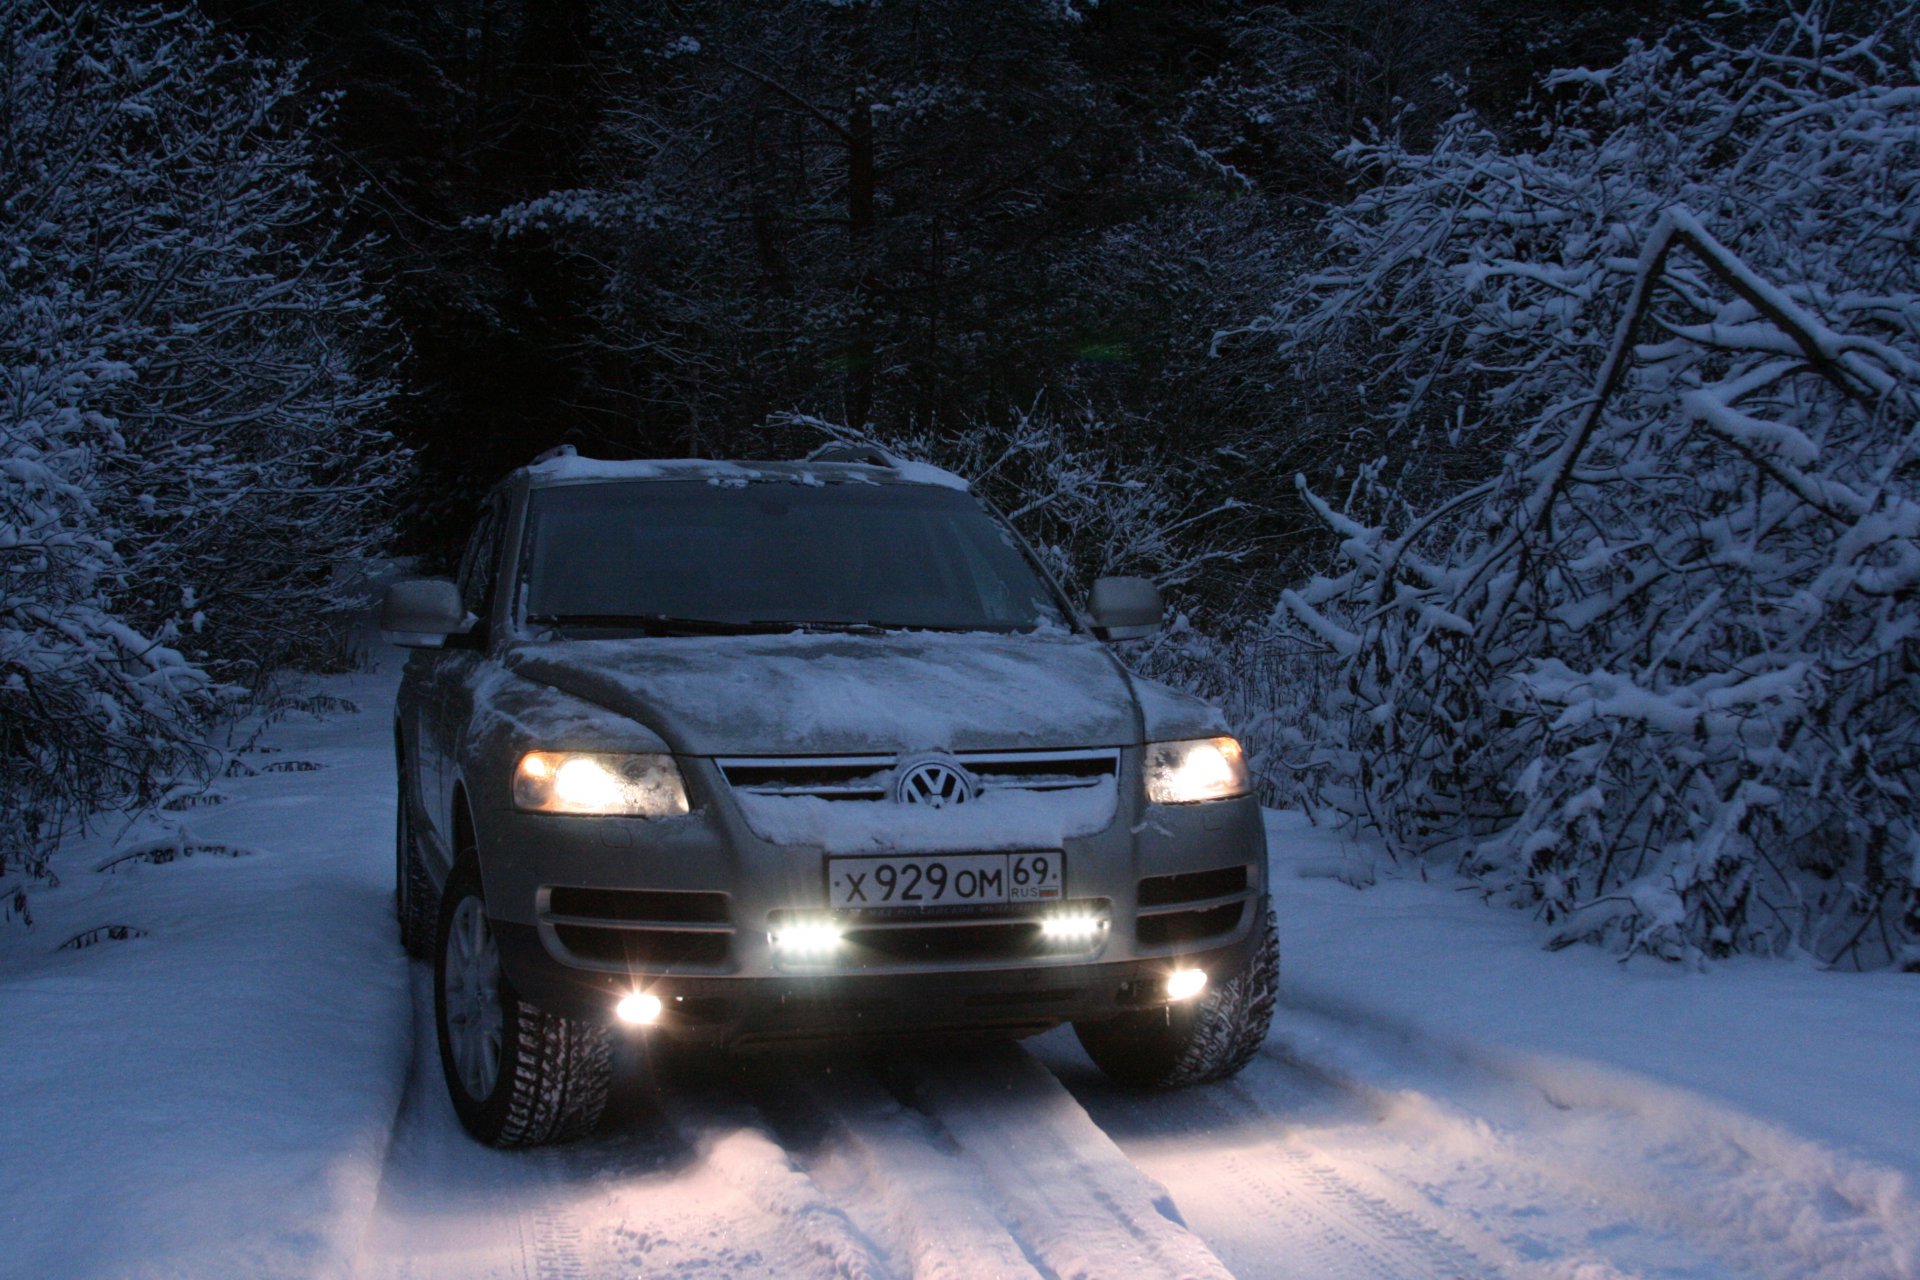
[1,3,401,900]
[778,399,1255,600]
[1258,5,1920,967]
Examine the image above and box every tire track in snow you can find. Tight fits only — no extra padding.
[355,975,851,1280]
[722,1044,1239,1280]
[1255,997,1920,1280]
[896,1043,1237,1280]
[353,974,560,1280]
[661,1085,895,1280]
[1059,986,1920,1280]
[1034,1032,1524,1280]
[736,1061,1047,1280]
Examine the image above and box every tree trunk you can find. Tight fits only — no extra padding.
[846,88,876,427]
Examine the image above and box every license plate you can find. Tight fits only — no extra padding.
[828,852,1063,910]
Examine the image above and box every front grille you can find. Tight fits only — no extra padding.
[719,748,1119,800]
[540,885,734,971]
[1135,863,1252,949]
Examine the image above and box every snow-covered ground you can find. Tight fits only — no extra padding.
[1041,815,1920,1280]
[0,664,412,1280]
[2,652,1915,1280]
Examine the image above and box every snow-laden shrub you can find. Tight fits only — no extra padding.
[1261,7,1920,967]
[7,5,405,685]
[1,4,400,897]
[1126,624,1339,812]
[779,400,1255,599]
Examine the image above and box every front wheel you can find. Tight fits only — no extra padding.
[1074,907,1279,1089]
[434,859,612,1147]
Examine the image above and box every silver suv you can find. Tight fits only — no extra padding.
[383,447,1277,1147]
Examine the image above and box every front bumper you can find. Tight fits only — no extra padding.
[474,751,1268,1042]
[493,907,1266,1044]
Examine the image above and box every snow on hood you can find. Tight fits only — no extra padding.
[502,631,1169,757]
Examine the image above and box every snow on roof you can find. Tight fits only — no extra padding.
[523,450,970,492]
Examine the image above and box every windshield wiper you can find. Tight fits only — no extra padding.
[526,612,790,636]
[748,619,890,635]
[529,613,1034,637]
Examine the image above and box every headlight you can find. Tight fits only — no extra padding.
[1144,737,1249,804]
[513,752,690,817]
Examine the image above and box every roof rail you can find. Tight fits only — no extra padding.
[804,441,898,467]
[530,443,578,466]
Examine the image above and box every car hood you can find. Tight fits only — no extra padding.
[502,630,1196,757]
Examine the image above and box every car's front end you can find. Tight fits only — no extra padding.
[474,711,1269,1047]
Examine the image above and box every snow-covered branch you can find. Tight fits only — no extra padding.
[1262,5,1920,969]
[0,4,403,900]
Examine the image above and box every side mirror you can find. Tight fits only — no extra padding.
[380,579,470,648]
[1087,576,1163,641]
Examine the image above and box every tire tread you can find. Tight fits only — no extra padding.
[396,775,435,960]
[492,1003,613,1147]
[1075,906,1279,1089]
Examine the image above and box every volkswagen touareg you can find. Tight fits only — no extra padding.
[382,445,1277,1147]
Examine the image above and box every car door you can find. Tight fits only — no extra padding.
[422,495,506,855]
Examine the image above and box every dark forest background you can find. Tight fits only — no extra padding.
[9,0,1915,965]
[197,0,1693,569]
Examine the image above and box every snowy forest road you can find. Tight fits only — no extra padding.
[353,971,1527,1280]
[355,966,1901,1280]
[11,650,1915,1280]
[354,972,1242,1280]
[329,631,1914,1280]
[351,954,1920,1280]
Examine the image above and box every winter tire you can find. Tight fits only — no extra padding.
[395,773,435,960]
[434,858,612,1147]
[1074,906,1279,1089]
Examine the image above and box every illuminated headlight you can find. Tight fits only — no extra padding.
[513,752,690,817]
[1144,737,1250,804]
[770,921,843,955]
[1039,913,1108,942]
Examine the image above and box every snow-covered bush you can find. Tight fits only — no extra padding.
[1,4,401,897]
[1261,7,1920,967]
[783,400,1256,600]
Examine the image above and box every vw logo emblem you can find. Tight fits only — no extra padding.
[893,757,976,808]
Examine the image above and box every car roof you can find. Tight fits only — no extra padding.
[517,449,970,494]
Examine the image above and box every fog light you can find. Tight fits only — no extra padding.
[1040,914,1107,941]
[770,922,843,955]
[1166,967,1208,1001]
[616,991,663,1025]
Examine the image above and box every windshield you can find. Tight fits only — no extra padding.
[518,480,1069,634]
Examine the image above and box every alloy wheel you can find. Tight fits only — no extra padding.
[443,896,505,1099]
